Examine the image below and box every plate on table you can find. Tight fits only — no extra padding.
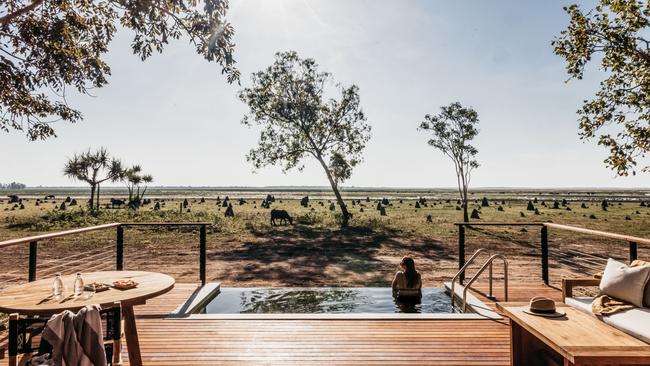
[85,282,110,292]
[112,279,138,290]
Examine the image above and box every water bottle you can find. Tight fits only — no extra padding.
[52,273,63,299]
[74,273,84,296]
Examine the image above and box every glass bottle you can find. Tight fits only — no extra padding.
[52,273,63,299]
[73,272,84,296]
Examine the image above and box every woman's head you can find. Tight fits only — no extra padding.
[400,257,416,272]
[400,256,419,288]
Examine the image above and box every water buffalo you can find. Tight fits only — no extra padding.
[110,198,126,208]
[270,209,293,225]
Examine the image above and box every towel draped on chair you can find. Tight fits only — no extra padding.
[41,304,107,366]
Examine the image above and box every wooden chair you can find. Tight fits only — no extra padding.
[6,304,122,366]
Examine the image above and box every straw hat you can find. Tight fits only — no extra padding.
[522,296,566,318]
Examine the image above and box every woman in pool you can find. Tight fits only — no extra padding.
[392,256,422,298]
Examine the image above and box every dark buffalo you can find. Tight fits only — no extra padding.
[110,198,126,208]
[270,209,293,225]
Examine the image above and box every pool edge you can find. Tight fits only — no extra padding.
[170,283,502,320]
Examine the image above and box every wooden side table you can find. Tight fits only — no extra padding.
[497,302,650,366]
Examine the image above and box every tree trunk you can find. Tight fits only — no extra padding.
[316,157,350,228]
[462,200,469,222]
[96,184,101,211]
[127,185,133,204]
[89,184,96,210]
[462,187,469,222]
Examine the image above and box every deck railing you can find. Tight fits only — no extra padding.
[455,221,648,285]
[2,220,646,288]
[0,222,210,285]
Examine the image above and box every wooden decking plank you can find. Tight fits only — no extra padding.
[0,282,566,365]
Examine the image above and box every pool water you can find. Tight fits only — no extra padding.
[196,287,457,314]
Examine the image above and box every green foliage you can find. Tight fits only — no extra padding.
[238,51,371,227]
[0,0,238,140]
[4,206,225,231]
[295,210,324,225]
[553,0,650,176]
[418,102,480,221]
[120,165,154,208]
[329,152,353,186]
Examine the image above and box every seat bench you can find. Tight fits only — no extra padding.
[563,278,650,345]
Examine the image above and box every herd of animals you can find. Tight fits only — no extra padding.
[3,193,650,225]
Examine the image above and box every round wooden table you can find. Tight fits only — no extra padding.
[0,271,175,366]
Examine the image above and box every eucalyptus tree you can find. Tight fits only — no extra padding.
[63,148,123,210]
[1,0,238,140]
[553,0,650,176]
[419,102,480,222]
[121,165,154,209]
[239,51,371,228]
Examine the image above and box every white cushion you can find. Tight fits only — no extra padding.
[566,296,650,344]
[565,296,593,314]
[602,307,650,344]
[599,258,650,307]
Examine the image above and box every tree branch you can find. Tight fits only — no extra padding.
[0,0,44,25]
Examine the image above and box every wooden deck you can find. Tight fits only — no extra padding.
[2,282,563,365]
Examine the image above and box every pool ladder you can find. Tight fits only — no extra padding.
[450,248,508,312]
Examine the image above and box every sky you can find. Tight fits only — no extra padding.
[1,0,646,188]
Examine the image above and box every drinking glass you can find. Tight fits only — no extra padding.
[84,283,96,299]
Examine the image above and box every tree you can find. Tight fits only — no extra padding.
[1,0,238,140]
[0,182,26,189]
[329,152,353,186]
[553,0,650,176]
[121,165,154,209]
[238,51,371,228]
[63,148,123,210]
[419,102,479,222]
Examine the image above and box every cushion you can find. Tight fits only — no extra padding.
[565,296,593,314]
[599,258,650,307]
[631,260,650,307]
[566,296,650,344]
[602,307,650,344]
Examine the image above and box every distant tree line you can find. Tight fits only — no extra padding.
[0,182,26,189]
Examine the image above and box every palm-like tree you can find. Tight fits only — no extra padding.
[121,165,154,209]
[63,148,123,210]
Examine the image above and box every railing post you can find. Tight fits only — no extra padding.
[116,225,124,271]
[199,224,207,286]
[458,224,466,284]
[28,241,37,282]
[630,241,638,263]
[541,225,549,285]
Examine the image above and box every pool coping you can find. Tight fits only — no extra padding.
[169,283,502,320]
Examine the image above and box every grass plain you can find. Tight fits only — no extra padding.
[1,187,649,290]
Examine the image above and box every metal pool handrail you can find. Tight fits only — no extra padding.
[450,248,489,305]
[461,254,508,312]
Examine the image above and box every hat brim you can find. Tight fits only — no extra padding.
[522,308,566,318]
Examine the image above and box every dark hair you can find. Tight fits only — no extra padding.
[401,256,420,288]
